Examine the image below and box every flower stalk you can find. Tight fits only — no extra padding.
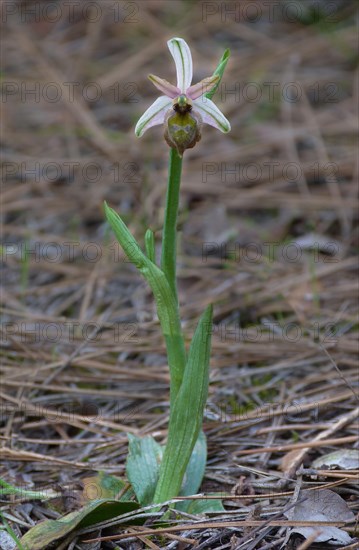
[161,148,183,303]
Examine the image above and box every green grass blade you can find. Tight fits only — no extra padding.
[0,478,58,500]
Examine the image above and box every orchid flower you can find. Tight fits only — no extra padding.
[135,37,230,154]
[104,38,232,509]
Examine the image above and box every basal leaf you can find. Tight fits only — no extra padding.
[176,430,207,512]
[20,499,139,550]
[180,430,207,497]
[126,434,163,506]
[154,305,213,503]
[82,472,134,503]
[187,496,225,514]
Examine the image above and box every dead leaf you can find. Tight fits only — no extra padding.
[312,449,359,470]
[284,489,355,545]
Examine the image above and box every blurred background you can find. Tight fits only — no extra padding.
[1,0,358,538]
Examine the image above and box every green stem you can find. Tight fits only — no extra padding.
[160,147,187,401]
[161,148,183,303]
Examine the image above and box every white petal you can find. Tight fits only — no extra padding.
[135,96,172,137]
[193,97,231,133]
[167,37,193,93]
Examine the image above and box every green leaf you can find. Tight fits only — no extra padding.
[104,201,147,270]
[105,203,177,335]
[176,430,207,512]
[105,202,186,397]
[104,202,177,337]
[20,499,139,550]
[180,430,207,496]
[126,435,163,506]
[206,49,230,101]
[145,228,156,263]
[82,472,134,502]
[187,495,225,514]
[154,305,213,503]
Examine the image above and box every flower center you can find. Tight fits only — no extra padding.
[173,95,192,114]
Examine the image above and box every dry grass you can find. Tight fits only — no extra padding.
[1,1,358,548]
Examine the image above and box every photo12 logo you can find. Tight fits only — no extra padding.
[2,161,140,185]
[201,161,340,186]
[1,81,140,104]
[1,321,139,345]
[201,2,339,23]
[1,1,140,24]
[201,241,340,263]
